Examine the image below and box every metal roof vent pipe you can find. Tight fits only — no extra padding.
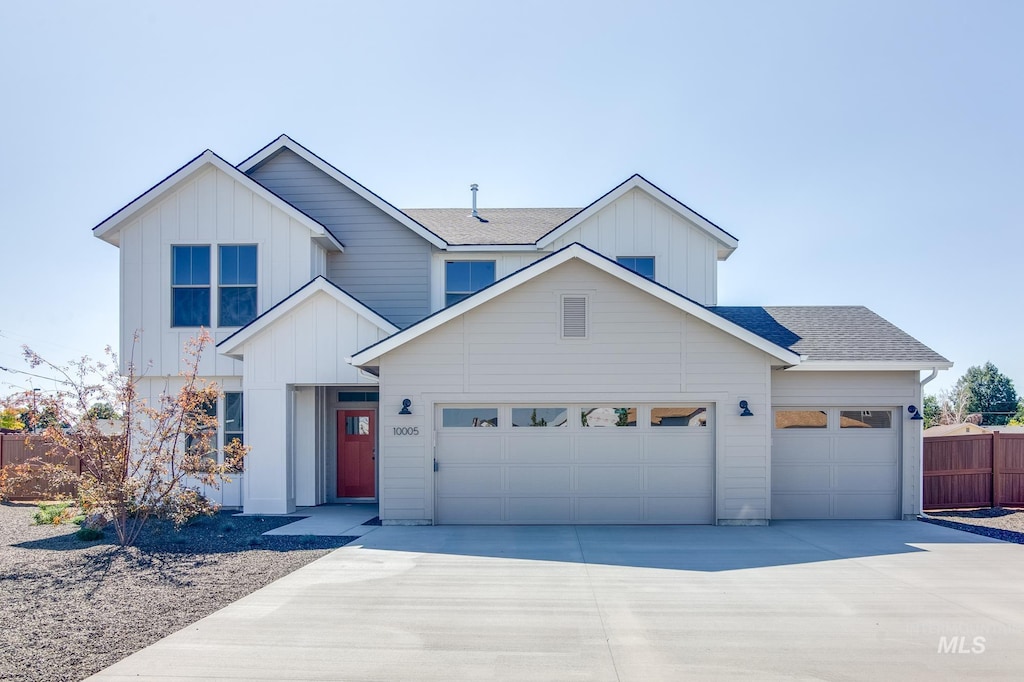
[470,184,487,223]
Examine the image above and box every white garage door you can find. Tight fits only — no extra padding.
[435,404,714,524]
[772,408,899,519]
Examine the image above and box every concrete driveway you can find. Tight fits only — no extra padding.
[90,521,1024,681]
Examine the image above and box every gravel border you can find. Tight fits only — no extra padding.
[0,502,355,682]
[919,507,1024,544]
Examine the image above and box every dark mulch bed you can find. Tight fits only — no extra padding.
[920,507,1024,545]
[0,502,356,682]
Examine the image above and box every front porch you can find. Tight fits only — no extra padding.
[257,503,380,537]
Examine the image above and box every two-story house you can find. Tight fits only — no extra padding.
[93,135,951,524]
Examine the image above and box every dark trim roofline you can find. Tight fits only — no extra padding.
[217,275,400,351]
[238,134,448,247]
[533,173,739,245]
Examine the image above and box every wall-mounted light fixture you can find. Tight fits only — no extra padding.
[907,405,923,421]
[739,400,753,417]
[399,398,412,415]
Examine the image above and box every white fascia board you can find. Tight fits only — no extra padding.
[218,277,398,359]
[444,244,542,252]
[784,361,955,372]
[93,150,343,252]
[350,243,800,367]
[237,135,449,249]
[534,175,739,258]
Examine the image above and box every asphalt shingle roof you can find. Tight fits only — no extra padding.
[709,306,950,363]
[402,208,581,245]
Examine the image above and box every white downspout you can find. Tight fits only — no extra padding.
[918,368,939,515]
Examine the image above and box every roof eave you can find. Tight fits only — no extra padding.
[783,361,955,372]
[92,149,343,252]
[534,174,739,252]
[218,276,398,359]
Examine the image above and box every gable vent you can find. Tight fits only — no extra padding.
[562,295,588,339]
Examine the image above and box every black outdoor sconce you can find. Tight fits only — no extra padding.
[907,405,923,421]
[399,398,412,415]
[739,400,753,417]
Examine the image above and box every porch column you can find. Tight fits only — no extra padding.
[244,387,295,514]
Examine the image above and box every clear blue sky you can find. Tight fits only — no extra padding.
[1,0,1021,397]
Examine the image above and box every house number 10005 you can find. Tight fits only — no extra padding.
[393,427,419,436]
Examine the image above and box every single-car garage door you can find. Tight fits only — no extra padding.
[435,404,714,524]
[772,407,899,519]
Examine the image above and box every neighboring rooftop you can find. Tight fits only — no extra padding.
[924,423,991,437]
[710,306,951,364]
[401,208,581,245]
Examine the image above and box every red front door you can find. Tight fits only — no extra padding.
[337,410,376,498]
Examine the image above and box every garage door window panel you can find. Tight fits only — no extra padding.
[775,410,828,429]
[511,407,568,427]
[442,407,498,428]
[651,406,708,427]
[840,410,892,429]
[581,407,636,427]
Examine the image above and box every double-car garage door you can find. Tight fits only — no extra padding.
[435,404,714,524]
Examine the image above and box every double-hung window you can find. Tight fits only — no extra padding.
[219,245,257,327]
[445,260,495,306]
[617,256,655,279]
[172,246,211,327]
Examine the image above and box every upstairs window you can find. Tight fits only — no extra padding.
[219,245,258,327]
[445,260,495,306]
[172,246,211,327]
[617,256,655,280]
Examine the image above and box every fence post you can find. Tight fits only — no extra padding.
[992,430,1003,507]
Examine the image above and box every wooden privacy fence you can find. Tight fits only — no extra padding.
[924,432,1024,509]
[0,434,81,499]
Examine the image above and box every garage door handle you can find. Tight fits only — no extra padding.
[433,459,439,472]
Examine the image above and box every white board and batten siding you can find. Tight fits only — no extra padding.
[118,165,328,377]
[237,291,392,514]
[376,259,773,524]
[246,149,432,328]
[771,371,923,519]
[549,188,721,306]
[133,375,245,509]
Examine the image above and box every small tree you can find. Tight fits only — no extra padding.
[953,362,1019,426]
[922,395,939,428]
[0,407,25,432]
[86,402,119,421]
[937,384,973,426]
[18,331,247,546]
[1010,401,1024,426]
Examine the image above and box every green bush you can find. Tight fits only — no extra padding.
[71,514,87,526]
[33,502,73,525]
[76,526,104,541]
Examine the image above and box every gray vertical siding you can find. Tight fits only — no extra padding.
[246,149,431,327]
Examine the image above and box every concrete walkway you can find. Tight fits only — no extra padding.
[259,503,379,537]
[89,521,1024,681]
